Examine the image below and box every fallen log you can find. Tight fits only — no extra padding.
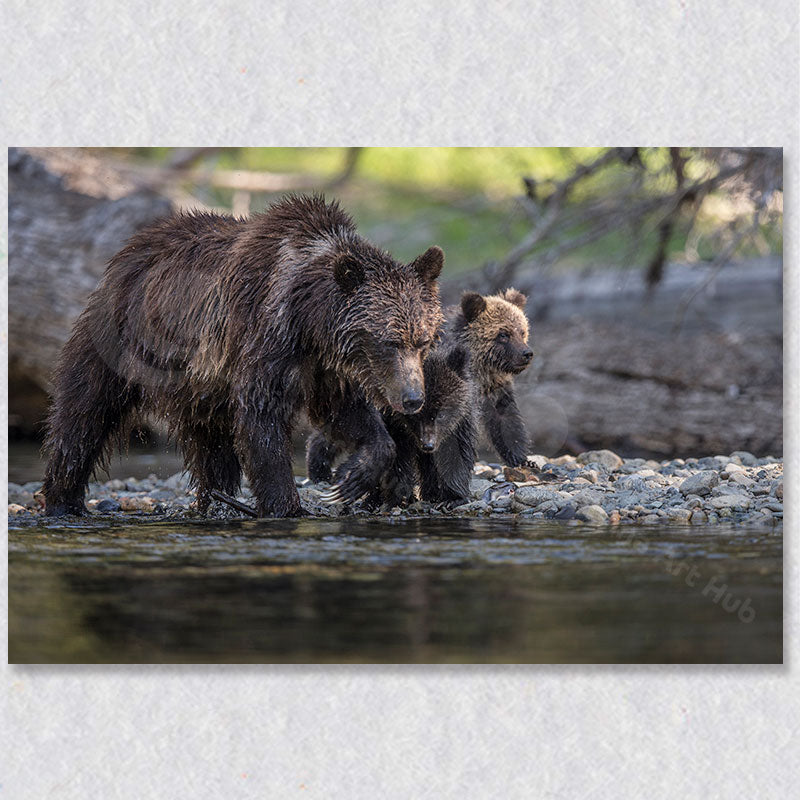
[8,148,173,435]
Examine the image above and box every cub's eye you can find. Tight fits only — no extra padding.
[497,331,510,343]
[383,340,402,349]
[415,338,432,350]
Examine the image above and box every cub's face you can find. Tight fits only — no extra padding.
[460,288,533,376]
[333,246,444,413]
[406,347,470,453]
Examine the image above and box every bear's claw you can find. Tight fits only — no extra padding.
[318,485,369,506]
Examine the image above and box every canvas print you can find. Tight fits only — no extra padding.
[7,147,782,663]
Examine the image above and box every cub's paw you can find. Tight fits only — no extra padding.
[318,459,378,506]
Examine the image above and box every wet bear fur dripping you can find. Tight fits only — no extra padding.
[307,343,477,506]
[445,288,533,467]
[42,194,444,517]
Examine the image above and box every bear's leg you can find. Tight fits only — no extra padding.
[360,425,417,509]
[324,403,396,504]
[305,430,342,483]
[42,342,138,516]
[380,426,418,506]
[431,416,477,503]
[234,379,304,518]
[417,452,443,502]
[179,419,241,514]
[482,386,530,467]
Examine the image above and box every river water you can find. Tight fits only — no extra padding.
[8,515,782,664]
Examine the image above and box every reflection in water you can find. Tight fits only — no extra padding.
[8,517,782,664]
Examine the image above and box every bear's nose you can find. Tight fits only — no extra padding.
[402,390,424,414]
[522,349,534,362]
[421,440,435,452]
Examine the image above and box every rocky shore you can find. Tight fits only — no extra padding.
[7,449,783,527]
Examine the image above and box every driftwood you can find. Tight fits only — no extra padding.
[210,490,259,518]
[8,148,173,434]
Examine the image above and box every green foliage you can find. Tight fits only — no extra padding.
[112,147,783,277]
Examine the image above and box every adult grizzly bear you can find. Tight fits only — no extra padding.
[308,342,477,507]
[446,288,533,466]
[42,195,444,517]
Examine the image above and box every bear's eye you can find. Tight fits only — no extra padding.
[497,331,510,343]
[383,339,402,350]
[415,338,432,350]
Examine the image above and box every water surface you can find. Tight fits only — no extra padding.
[8,516,782,664]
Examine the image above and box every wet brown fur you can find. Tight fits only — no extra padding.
[445,288,533,466]
[306,344,477,506]
[42,194,444,516]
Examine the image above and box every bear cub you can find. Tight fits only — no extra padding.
[444,288,533,467]
[309,343,477,507]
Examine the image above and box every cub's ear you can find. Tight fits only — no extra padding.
[410,246,444,284]
[332,253,365,294]
[502,288,527,309]
[461,292,487,322]
[445,345,470,377]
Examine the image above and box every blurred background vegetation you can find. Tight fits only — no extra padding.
[104,146,783,280]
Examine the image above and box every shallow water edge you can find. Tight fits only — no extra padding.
[9,515,782,664]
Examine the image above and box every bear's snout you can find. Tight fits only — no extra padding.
[402,389,425,414]
[384,350,426,413]
[419,425,437,452]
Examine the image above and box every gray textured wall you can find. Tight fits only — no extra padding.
[2,2,797,798]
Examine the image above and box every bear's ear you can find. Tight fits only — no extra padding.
[410,246,444,284]
[445,345,470,377]
[502,288,527,309]
[332,253,365,294]
[461,292,487,322]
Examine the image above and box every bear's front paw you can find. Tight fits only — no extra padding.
[319,460,378,506]
[255,494,306,518]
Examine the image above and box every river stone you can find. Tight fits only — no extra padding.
[554,503,577,520]
[514,486,566,508]
[709,494,751,510]
[119,496,157,512]
[96,498,122,512]
[490,495,513,510]
[453,500,489,514]
[730,450,758,467]
[570,488,606,507]
[8,503,28,515]
[525,455,549,469]
[690,509,708,524]
[164,472,190,490]
[728,472,755,489]
[615,475,647,493]
[8,487,34,506]
[577,449,623,471]
[770,479,783,499]
[722,462,745,475]
[469,478,493,499]
[711,483,750,497]
[576,505,609,524]
[504,465,539,483]
[679,471,719,496]
[665,507,692,522]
